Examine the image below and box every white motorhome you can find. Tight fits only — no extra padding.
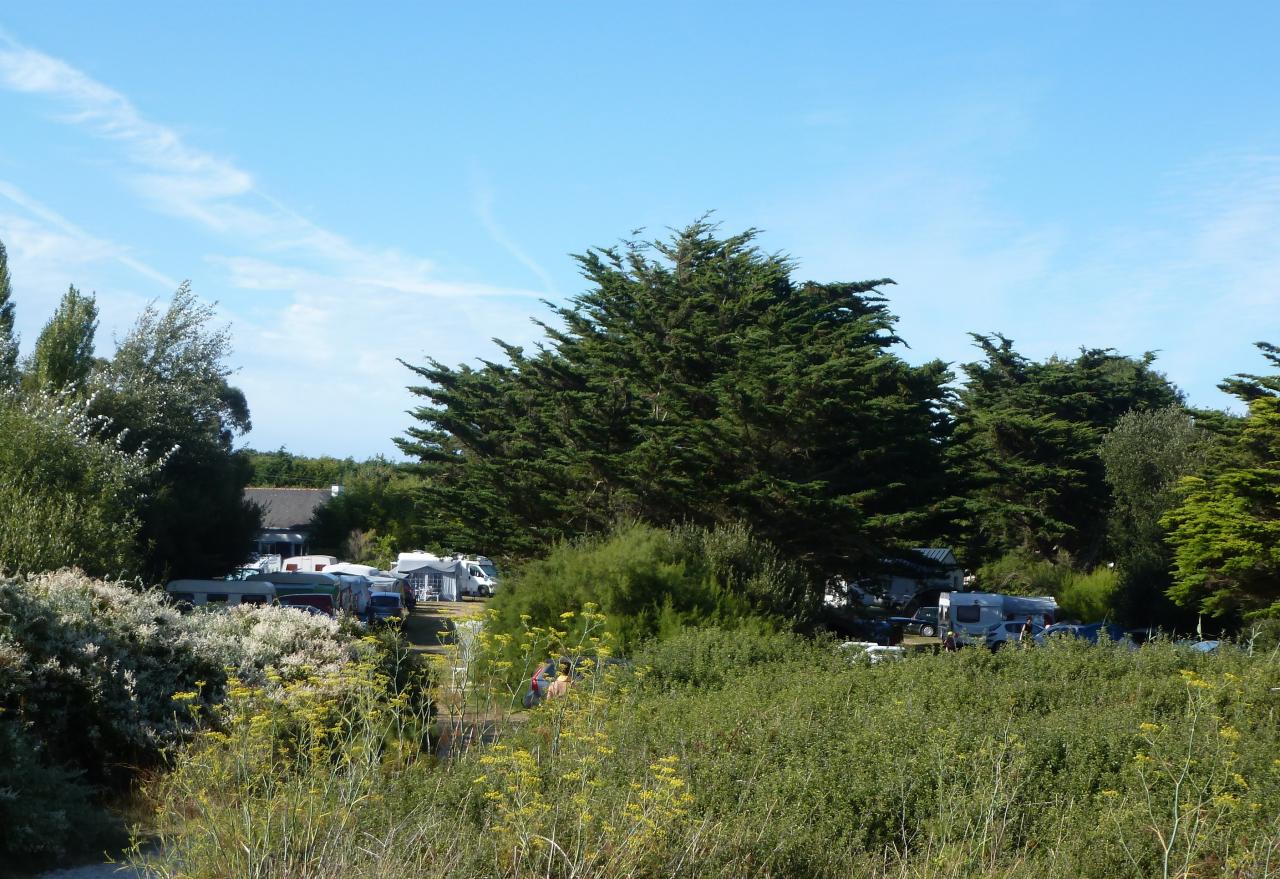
[938,592,1057,644]
[166,579,276,608]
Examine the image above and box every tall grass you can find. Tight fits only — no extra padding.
[138,625,1280,879]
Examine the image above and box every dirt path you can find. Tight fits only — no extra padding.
[402,597,487,655]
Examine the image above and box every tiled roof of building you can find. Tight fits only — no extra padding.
[245,488,332,530]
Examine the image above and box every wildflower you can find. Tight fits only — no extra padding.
[1138,722,1160,734]
[1219,725,1240,742]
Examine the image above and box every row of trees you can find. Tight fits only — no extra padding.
[390,222,1278,628]
[0,240,258,581]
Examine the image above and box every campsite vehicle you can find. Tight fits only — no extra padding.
[245,571,352,615]
[165,579,276,608]
[462,562,497,597]
[279,594,337,616]
[280,603,331,618]
[938,592,1057,645]
[281,555,339,572]
[1035,622,1126,646]
[395,552,494,601]
[839,641,907,664]
[366,590,406,625]
[893,606,941,638]
[986,620,1044,649]
[328,562,415,610]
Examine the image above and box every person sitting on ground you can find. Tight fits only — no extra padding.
[546,659,574,700]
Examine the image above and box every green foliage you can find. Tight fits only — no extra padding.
[1163,394,1280,619]
[27,284,98,392]
[398,221,952,587]
[0,239,17,386]
[140,625,1280,879]
[1056,566,1121,621]
[1101,405,1220,626]
[245,447,366,488]
[950,334,1181,568]
[487,522,807,656]
[977,550,1120,621]
[89,283,260,579]
[308,459,421,557]
[0,391,153,575]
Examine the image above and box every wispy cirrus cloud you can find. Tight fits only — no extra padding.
[0,30,547,455]
[0,30,541,302]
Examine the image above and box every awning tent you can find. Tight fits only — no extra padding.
[394,558,463,602]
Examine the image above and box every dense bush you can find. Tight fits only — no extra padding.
[487,522,810,656]
[0,569,382,869]
[978,550,1120,621]
[0,391,155,576]
[142,624,1280,879]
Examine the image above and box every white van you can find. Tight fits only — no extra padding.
[166,579,276,608]
[938,592,1057,644]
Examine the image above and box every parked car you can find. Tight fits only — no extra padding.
[366,590,406,626]
[892,606,941,638]
[1035,622,1127,646]
[986,620,1043,649]
[842,616,903,646]
[839,641,906,664]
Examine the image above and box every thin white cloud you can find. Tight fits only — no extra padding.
[0,31,539,304]
[0,30,552,456]
[471,169,561,298]
[0,180,177,287]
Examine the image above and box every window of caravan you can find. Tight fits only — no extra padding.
[169,592,194,607]
[238,595,268,605]
[955,605,981,623]
[205,593,228,603]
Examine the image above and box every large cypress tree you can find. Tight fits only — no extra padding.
[949,334,1182,568]
[398,221,952,588]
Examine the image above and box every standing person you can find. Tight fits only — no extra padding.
[1019,616,1035,645]
[943,630,958,652]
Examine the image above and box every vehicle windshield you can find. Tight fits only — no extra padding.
[372,595,401,608]
[479,562,498,579]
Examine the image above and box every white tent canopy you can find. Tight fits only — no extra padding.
[394,557,464,602]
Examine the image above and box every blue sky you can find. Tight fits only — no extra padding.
[1,2,1278,457]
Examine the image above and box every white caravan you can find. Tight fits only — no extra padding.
[282,555,339,572]
[166,579,276,608]
[938,592,1057,644]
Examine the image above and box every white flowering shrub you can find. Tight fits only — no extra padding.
[0,568,377,867]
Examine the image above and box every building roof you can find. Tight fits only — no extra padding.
[245,488,332,530]
[912,547,959,566]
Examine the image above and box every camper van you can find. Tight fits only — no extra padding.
[938,592,1057,645]
[166,579,276,608]
[245,571,351,617]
